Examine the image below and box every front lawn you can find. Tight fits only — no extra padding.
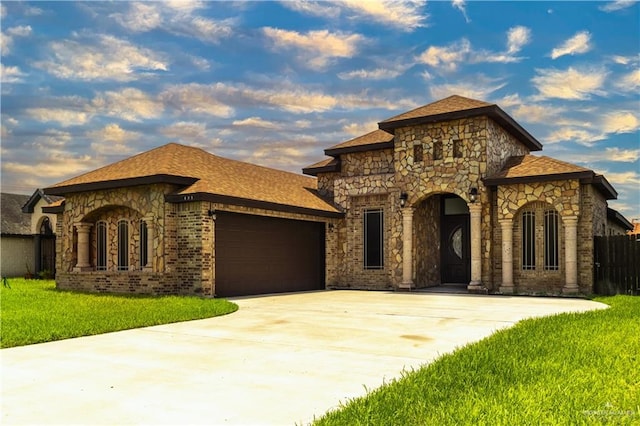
[315,295,640,425]
[0,278,238,348]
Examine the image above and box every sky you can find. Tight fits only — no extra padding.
[1,1,639,220]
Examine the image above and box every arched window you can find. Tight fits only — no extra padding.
[40,217,53,235]
[117,220,129,271]
[139,220,148,269]
[96,221,107,271]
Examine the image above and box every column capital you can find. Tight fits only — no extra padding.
[468,202,482,215]
[401,207,415,217]
[562,215,579,225]
[499,218,513,226]
[73,222,93,232]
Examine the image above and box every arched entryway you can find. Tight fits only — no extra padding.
[414,193,470,287]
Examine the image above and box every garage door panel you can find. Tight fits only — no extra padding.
[215,212,325,297]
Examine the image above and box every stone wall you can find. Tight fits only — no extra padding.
[341,149,394,177]
[486,119,530,176]
[414,195,440,286]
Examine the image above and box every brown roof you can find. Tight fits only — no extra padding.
[45,143,341,217]
[379,95,493,125]
[484,155,617,200]
[324,129,394,156]
[1,193,31,235]
[378,95,542,151]
[302,157,340,176]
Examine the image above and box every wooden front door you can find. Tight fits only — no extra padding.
[440,214,470,284]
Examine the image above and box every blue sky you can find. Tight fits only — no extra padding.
[1,1,639,220]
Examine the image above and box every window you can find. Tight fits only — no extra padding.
[544,210,559,270]
[364,209,383,269]
[433,140,443,160]
[413,144,423,162]
[520,205,560,272]
[453,138,463,158]
[96,221,107,271]
[139,220,148,269]
[117,220,129,271]
[522,211,536,270]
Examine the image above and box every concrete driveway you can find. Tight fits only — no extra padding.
[1,290,605,425]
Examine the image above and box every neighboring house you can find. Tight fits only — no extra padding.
[1,193,33,277]
[0,190,61,278]
[44,95,631,296]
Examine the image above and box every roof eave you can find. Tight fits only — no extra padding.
[165,192,345,219]
[607,207,633,231]
[302,163,340,176]
[379,105,543,152]
[44,175,199,196]
[324,140,394,157]
[483,171,594,186]
[584,174,617,200]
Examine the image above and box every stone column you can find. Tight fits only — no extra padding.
[144,216,154,271]
[563,216,579,294]
[399,207,414,290]
[73,222,92,272]
[467,203,484,292]
[499,218,514,294]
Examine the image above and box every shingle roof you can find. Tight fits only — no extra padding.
[1,193,31,235]
[379,95,493,125]
[378,95,542,151]
[302,157,340,176]
[324,129,394,156]
[484,155,617,200]
[45,143,341,216]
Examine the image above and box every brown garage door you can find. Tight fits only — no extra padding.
[215,211,325,297]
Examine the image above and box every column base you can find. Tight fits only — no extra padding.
[73,266,93,272]
[467,282,488,294]
[562,285,580,295]
[499,285,514,294]
[398,282,414,291]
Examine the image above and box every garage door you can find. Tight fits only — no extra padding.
[215,211,325,297]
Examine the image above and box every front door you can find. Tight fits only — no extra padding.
[440,214,470,284]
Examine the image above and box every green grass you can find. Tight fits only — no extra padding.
[315,296,640,425]
[0,278,238,348]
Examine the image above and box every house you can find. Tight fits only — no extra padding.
[44,95,631,296]
[0,191,61,278]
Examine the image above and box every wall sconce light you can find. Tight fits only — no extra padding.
[208,209,216,220]
[399,192,408,208]
[469,187,478,203]
[328,223,334,230]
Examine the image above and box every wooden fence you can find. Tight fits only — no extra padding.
[594,235,640,295]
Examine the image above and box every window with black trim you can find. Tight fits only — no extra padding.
[453,138,463,158]
[117,220,129,271]
[139,220,148,269]
[544,210,559,270]
[522,211,536,270]
[364,209,383,269]
[96,221,107,271]
[433,140,443,160]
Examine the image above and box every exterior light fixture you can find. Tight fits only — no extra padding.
[399,192,408,208]
[469,187,478,203]
[208,209,216,220]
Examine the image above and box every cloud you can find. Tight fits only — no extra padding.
[160,84,235,117]
[110,3,162,32]
[550,31,591,59]
[342,121,380,136]
[452,0,471,23]
[602,111,640,133]
[601,147,640,162]
[506,26,531,54]
[0,63,26,83]
[281,0,427,31]
[232,117,279,129]
[615,69,640,91]
[599,0,637,12]
[1,25,32,56]
[262,27,363,69]
[338,64,409,80]
[0,4,5,18]
[509,103,566,124]
[545,127,603,145]
[532,67,607,100]
[87,124,139,154]
[418,26,531,71]
[7,25,32,37]
[92,88,164,122]
[417,39,471,72]
[34,34,168,81]
[427,75,507,100]
[110,1,233,43]
[26,108,90,127]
